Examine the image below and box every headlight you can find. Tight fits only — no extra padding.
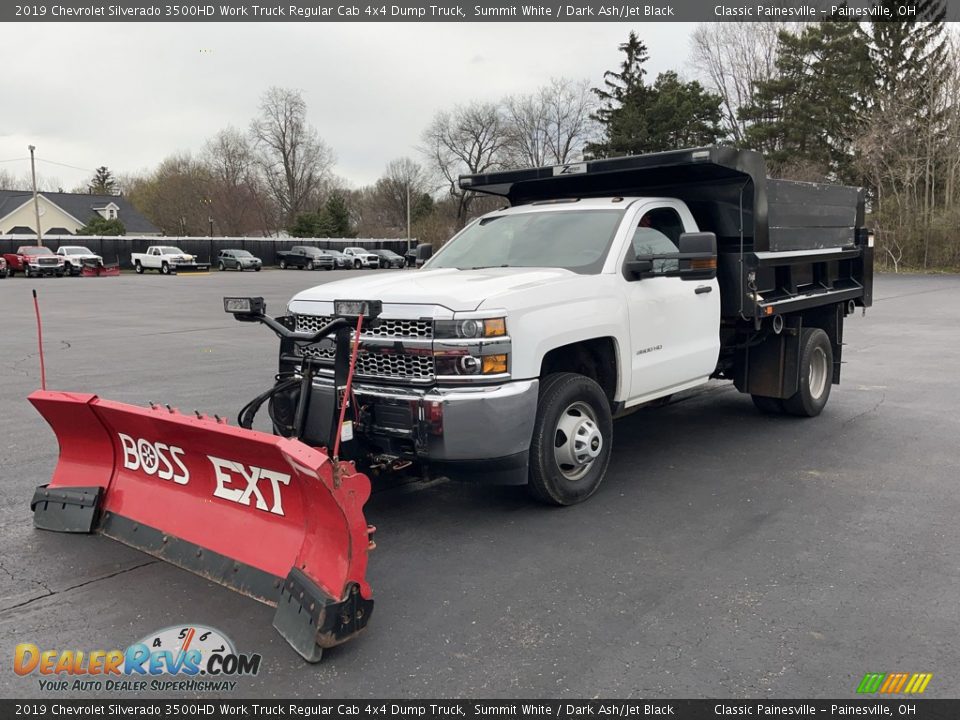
[435,317,507,339]
[435,352,509,376]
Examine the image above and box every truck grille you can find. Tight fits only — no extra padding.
[294,314,435,381]
[37,258,58,266]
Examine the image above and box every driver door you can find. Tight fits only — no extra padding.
[622,202,720,404]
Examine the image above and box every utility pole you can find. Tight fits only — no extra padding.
[28,145,42,247]
[406,183,411,252]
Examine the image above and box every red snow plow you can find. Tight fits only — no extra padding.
[80,257,120,277]
[29,299,380,661]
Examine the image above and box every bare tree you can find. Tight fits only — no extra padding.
[250,87,335,227]
[689,22,786,144]
[504,78,598,167]
[421,102,507,226]
[0,168,17,190]
[368,157,431,233]
[203,127,264,235]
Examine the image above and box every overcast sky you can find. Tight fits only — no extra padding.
[3,22,696,191]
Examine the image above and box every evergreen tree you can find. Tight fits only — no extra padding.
[88,166,117,195]
[78,216,125,235]
[317,192,355,238]
[587,32,650,157]
[741,20,871,181]
[289,211,323,238]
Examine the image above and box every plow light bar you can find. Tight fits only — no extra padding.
[334,299,382,320]
[224,296,266,316]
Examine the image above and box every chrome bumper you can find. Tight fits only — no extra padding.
[307,376,539,462]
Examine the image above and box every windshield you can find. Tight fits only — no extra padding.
[22,247,53,256]
[159,247,185,254]
[327,250,344,257]
[64,247,92,255]
[232,250,253,258]
[428,209,624,273]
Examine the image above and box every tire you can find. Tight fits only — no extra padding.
[24,266,32,278]
[279,260,287,270]
[254,266,261,272]
[528,373,613,506]
[306,261,315,270]
[135,261,144,274]
[160,262,170,275]
[752,395,785,414]
[354,259,362,269]
[782,328,833,417]
[218,261,225,271]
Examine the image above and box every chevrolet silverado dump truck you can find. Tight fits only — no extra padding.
[250,147,873,505]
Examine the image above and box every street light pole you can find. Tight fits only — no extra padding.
[28,145,42,247]
[406,184,411,252]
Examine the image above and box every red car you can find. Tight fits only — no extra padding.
[3,246,65,278]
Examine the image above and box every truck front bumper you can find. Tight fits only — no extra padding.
[303,377,539,484]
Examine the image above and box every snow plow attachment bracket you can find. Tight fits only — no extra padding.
[28,389,374,662]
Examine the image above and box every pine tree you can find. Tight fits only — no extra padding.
[88,166,116,195]
[587,32,651,157]
[317,192,355,238]
[740,20,871,181]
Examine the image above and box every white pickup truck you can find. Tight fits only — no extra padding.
[242,148,873,506]
[131,246,209,275]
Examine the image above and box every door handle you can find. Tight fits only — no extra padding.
[695,285,712,295]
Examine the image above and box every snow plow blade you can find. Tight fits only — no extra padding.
[28,389,373,662]
[80,260,120,277]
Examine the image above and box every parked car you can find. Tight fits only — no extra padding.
[323,249,352,269]
[56,246,104,276]
[0,256,7,278]
[3,246,65,277]
[131,247,209,274]
[343,247,380,269]
[276,246,334,271]
[218,249,262,272]
[405,243,434,268]
[372,249,405,269]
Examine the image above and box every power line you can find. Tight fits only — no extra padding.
[0,157,30,164]
[36,158,96,173]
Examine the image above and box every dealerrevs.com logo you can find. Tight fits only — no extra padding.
[14,624,261,693]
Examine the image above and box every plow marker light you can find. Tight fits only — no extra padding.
[28,389,374,662]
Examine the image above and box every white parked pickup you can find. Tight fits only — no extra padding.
[131,246,209,275]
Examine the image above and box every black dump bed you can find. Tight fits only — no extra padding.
[460,147,873,321]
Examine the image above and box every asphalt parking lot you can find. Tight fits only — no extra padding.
[0,269,958,699]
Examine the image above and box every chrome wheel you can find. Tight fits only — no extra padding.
[808,346,828,400]
[553,401,603,481]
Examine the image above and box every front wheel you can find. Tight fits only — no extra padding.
[528,373,613,506]
[160,262,171,275]
[783,328,833,417]
[279,260,287,270]
[218,261,225,271]
[306,260,315,270]
[354,259,362,269]
[24,266,32,278]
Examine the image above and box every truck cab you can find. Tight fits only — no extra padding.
[268,148,872,505]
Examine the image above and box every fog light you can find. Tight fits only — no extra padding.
[458,356,481,374]
[482,354,508,374]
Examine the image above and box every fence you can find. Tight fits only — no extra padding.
[0,236,414,269]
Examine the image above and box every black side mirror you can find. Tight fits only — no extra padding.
[625,258,654,278]
[677,232,717,281]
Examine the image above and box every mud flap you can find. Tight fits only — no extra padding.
[28,389,373,661]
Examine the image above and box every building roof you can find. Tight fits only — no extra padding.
[0,190,160,234]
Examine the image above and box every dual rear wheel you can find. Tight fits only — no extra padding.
[751,328,833,417]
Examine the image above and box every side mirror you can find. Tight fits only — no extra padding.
[625,258,654,278]
[677,232,717,281]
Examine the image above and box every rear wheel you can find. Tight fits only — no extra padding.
[528,373,613,506]
[135,261,144,274]
[783,328,833,417]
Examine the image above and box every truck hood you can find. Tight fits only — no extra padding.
[291,267,584,312]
